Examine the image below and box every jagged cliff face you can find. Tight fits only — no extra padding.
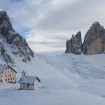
[0,11,34,65]
[65,31,82,54]
[83,22,105,54]
[65,22,105,55]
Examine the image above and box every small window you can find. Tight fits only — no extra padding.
[1,79,2,82]
[27,84,29,88]
[13,77,14,80]
[5,71,6,73]
[8,78,9,81]
[11,71,12,72]
[5,79,7,81]
[11,78,12,80]
[1,76,2,77]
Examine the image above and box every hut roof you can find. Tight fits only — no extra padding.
[0,64,17,74]
[18,76,41,85]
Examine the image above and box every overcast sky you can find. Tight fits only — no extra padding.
[0,0,105,54]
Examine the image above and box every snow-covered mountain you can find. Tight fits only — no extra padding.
[1,53,105,105]
[0,11,105,105]
[0,11,34,66]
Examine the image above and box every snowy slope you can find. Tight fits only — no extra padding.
[0,53,105,105]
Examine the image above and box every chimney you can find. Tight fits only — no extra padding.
[21,70,26,78]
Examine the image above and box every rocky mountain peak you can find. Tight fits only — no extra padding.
[0,11,14,36]
[65,31,82,54]
[92,22,100,26]
[65,22,105,55]
[83,22,105,54]
[75,31,82,42]
[0,11,34,65]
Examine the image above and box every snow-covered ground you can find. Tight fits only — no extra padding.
[1,53,105,105]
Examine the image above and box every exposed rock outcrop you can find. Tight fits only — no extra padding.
[3,51,15,65]
[83,22,105,54]
[65,31,82,54]
[0,42,5,55]
[0,11,34,64]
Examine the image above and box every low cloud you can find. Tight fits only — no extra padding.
[0,0,105,53]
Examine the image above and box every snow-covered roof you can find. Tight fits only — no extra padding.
[0,64,17,74]
[18,76,40,85]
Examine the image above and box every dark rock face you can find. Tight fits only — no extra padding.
[83,22,105,54]
[0,11,34,64]
[12,34,34,60]
[3,52,15,65]
[65,31,82,54]
[0,42,5,55]
[0,11,14,36]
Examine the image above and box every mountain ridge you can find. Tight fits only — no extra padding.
[65,22,105,55]
[0,11,34,66]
